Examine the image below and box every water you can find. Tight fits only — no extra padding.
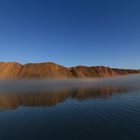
[0,75,140,140]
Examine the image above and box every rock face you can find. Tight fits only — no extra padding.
[0,62,22,79]
[19,62,73,78]
[0,62,139,79]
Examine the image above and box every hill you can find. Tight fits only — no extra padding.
[0,62,139,79]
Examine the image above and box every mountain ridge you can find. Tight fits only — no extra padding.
[0,62,139,79]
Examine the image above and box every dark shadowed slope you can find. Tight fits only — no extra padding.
[0,62,139,79]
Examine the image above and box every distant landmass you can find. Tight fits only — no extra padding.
[0,62,140,79]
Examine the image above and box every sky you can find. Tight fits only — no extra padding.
[0,0,140,69]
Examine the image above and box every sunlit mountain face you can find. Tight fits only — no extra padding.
[0,62,140,79]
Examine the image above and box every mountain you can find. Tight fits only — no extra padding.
[0,62,139,79]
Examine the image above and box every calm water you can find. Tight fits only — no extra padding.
[0,75,140,140]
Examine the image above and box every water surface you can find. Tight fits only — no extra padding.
[0,75,140,140]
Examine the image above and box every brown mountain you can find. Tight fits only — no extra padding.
[0,62,139,79]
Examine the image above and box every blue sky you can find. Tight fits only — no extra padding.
[0,0,140,68]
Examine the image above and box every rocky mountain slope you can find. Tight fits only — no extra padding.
[0,62,139,79]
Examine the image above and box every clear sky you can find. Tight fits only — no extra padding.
[0,0,140,69]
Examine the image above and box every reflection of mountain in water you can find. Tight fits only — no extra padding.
[0,87,130,110]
